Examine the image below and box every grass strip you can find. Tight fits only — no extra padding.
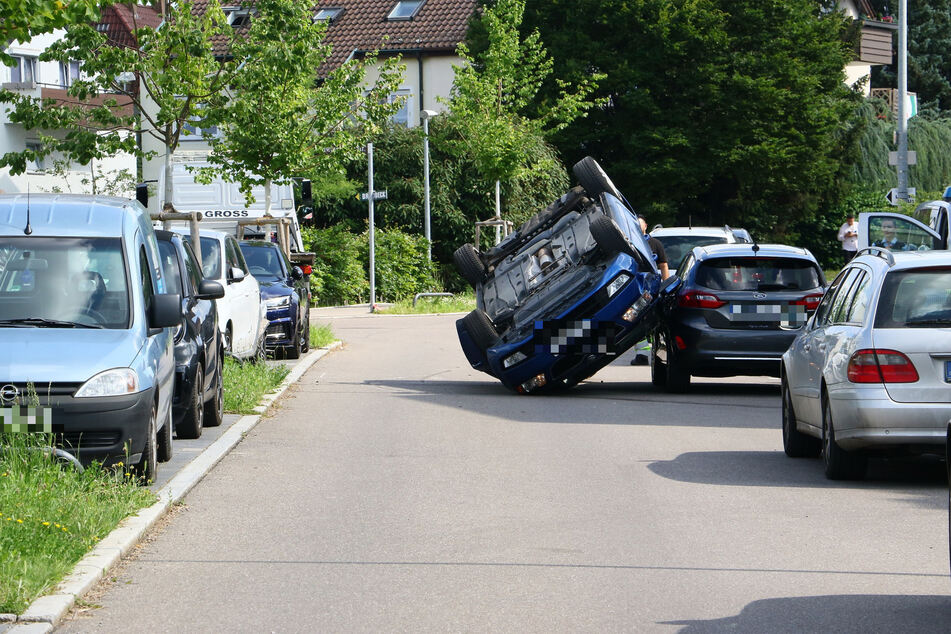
[0,434,155,614]
[381,293,475,314]
[309,322,336,348]
[223,358,290,414]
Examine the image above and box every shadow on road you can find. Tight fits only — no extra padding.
[662,594,951,632]
[648,450,946,499]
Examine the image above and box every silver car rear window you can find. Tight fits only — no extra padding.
[695,257,821,292]
[874,268,951,328]
[655,235,728,267]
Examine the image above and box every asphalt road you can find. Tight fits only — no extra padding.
[58,307,950,632]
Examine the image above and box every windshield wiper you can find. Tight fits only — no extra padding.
[0,318,103,329]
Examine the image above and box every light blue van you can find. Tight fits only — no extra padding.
[0,194,181,481]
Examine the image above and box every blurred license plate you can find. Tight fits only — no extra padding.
[0,407,53,433]
[535,319,619,355]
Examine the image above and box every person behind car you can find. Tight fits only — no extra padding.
[872,218,909,251]
[837,213,858,262]
[632,216,669,365]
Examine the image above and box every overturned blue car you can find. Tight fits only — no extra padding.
[454,157,664,393]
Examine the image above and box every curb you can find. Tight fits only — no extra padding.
[5,341,342,633]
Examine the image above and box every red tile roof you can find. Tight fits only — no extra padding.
[96,3,163,49]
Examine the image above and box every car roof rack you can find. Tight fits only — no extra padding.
[855,246,895,267]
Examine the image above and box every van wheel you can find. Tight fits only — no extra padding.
[572,156,623,200]
[204,353,224,428]
[822,393,866,480]
[132,402,158,485]
[177,365,204,440]
[461,309,499,352]
[454,244,485,287]
[156,402,173,463]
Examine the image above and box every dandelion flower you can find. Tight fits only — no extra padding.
[16,519,23,523]
[42,521,50,526]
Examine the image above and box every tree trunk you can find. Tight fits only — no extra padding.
[264,178,272,216]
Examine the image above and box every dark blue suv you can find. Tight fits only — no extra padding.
[453,157,663,393]
[239,241,311,359]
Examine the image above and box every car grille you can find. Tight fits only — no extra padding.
[266,323,290,340]
[0,382,82,405]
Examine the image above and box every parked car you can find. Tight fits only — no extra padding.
[155,231,225,439]
[183,229,268,361]
[782,247,951,479]
[453,157,664,393]
[651,243,825,392]
[239,240,311,358]
[0,194,181,482]
[649,226,739,275]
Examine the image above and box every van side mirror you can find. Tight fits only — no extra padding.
[135,183,149,208]
[228,267,246,284]
[149,293,181,331]
[197,279,225,300]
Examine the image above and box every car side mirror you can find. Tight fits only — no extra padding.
[197,279,225,300]
[149,293,181,331]
[228,267,246,284]
[659,275,680,295]
[291,266,303,281]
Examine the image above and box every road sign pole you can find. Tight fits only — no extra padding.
[368,142,376,312]
[896,0,910,202]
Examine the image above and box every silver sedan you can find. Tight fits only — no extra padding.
[781,247,951,479]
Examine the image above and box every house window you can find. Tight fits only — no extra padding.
[25,142,45,172]
[58,61,81,88]
[314,7,343,23]
[223,7,254,26]
[387,89,412,127]
[386,0,424,20]
[181,120,219,140]
[10,56,37,84]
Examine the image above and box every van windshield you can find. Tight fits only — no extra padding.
[0,237,130,329]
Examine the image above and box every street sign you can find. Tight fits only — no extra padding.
[359,190,388,201]
[885,187,916,206]
[888,151,917,166]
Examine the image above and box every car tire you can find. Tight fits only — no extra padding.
[454,243,485,287]
[224,325,233,356]
[156,401,173,463]
[177,365,204,440]
[782,373,818,458]
[132,402,158,485]
[650,333,667,388]
[822,392,866,480]
[300,315,310,353]
[572,156,623,201]
[590,214,631,256]
[665,346,690,393]
[250,334,267,364]
[204,352,224,428]
[285,327,302,359]
[461,309,499,352]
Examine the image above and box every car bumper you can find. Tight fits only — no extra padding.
[670,320,797,377]
[264,308,296,348]
[828,384,951,450]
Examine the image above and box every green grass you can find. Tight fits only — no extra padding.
[0,434,155,614]
[222,357,291,414]
[309,322,336,348]
[381,292,475,314]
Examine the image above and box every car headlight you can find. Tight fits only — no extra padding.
[75,368,139,398]
[503,351,528,369]
[265,296,291,309]
[606,273,631,298]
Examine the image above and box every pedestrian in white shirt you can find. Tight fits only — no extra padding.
[838,214,859,262]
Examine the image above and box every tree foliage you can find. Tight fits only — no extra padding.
[1,0,108,65]
[497,0,859,239]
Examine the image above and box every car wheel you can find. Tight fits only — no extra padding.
[650,333,667,388]
[177,365,204,440]
[285,327,302,359]
[131,402,158,485]
[572,156,623,201]
[782,373,818,458]
[461,309,499,352]
[224,325,233,356]
[665,344,690,393]
[156,401,173,463]
[590,215,630,255]
[300,315,310,353]
[250,334,267,364]
[453,243,486,287]
[204,352,224,427]
[822,392,866,480]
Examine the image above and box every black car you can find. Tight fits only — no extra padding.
[651,243,825,392]
[239,240,311,358]
[156,231,226,440]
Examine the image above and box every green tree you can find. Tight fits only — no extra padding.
[443,0,601,221]
[506,0,859,239]
[0,0,239,206]
[198,0,405,214]
[1,0,108,65]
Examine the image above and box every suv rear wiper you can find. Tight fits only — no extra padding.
[0,318,103,329]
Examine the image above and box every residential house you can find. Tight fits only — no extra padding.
[838,0,897,95]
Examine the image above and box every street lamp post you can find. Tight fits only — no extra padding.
[896,0,910,202]
[420,109,437,261]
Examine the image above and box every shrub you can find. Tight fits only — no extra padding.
[302,225,368,306]
[359,227,438,302]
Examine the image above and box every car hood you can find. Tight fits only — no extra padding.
[257,279,293,300]
[0,328,143,383]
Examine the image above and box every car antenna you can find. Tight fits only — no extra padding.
[24,185,32,235]
[752,242,760,255]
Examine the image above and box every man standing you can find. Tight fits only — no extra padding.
[632,216,668,365]
[837,214,859,262]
